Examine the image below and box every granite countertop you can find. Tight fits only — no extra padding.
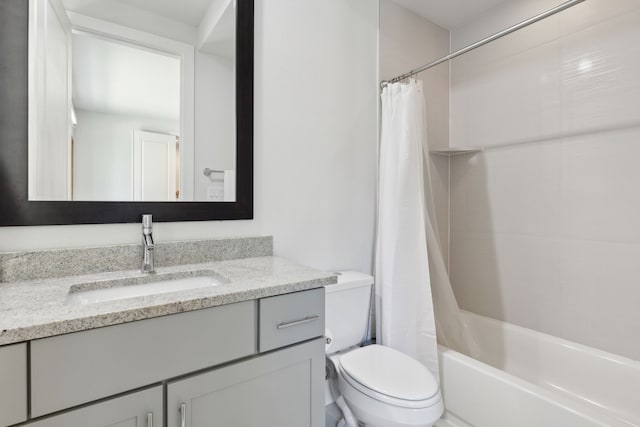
[0,256,337,346]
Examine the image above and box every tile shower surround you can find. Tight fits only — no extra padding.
[448,0,640,360]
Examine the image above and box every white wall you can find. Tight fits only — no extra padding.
[379,0,450,265]
[449,0,640,360]
[450,0,561,50]
[73,110,179,201]
[1,0,379,275]
[251,0,378,273]
[194,52,235,201]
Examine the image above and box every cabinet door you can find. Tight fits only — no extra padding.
[168,339,325,427]
[28,386,162,427]
[0,343,27,427]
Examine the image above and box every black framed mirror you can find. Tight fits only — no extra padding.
[0,0,253,225]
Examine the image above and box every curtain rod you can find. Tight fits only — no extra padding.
[380,0,586,89]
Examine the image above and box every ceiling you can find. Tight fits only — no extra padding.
[62,0,215,27]
[72,32,180,120]
[391,0,509,29]
[115,0,213,26]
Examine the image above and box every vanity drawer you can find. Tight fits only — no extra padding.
[0,343,27,427]
[31,301,256,417]
[259,288,325,352]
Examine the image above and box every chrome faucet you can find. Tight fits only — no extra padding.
[141,214,155,274]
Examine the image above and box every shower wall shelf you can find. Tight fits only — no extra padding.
[429,148,483,156]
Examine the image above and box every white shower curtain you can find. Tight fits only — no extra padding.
[375,80,439,376]
[375,79,472,378]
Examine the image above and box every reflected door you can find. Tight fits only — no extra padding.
[133,131,178,201]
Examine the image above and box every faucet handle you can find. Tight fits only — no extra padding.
[142,214,153,229]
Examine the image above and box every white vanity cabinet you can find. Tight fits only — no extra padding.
[4,288,326,427]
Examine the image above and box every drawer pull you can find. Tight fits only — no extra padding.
[277,315,320,329]
[180,403,186,427]
[147,413,153,427]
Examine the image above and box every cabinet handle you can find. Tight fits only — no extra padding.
[147,413,153,427]
[180,403,186,427]
[277,315,320,329]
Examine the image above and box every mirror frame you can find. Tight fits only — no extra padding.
[0,0,253,226]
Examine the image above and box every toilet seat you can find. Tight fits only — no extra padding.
[336,345,441,409]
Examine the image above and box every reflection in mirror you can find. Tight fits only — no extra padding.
[28,0,237,202]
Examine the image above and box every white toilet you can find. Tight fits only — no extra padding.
[325,271,443,427]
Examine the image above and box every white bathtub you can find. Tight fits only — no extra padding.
[438,311,640,427]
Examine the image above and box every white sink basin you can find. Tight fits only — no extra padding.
[67,275,222,305]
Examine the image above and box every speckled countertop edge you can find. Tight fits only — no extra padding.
[0,256,337,346]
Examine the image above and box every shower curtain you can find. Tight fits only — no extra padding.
[375,80,471,378]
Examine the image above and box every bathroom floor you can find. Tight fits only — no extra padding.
[435,414,471,427]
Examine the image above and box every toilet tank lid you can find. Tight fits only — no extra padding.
[326,271,374,293]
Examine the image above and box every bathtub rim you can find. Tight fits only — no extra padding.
[439,311,640,427]
[437,344,636,427]
[460,309,640,371]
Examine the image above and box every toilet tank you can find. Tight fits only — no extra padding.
[325,271,374,354]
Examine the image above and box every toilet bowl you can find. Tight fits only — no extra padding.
[325,272,443,427]
[331,345,443,427]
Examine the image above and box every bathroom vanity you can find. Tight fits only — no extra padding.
[0,237,332,427]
